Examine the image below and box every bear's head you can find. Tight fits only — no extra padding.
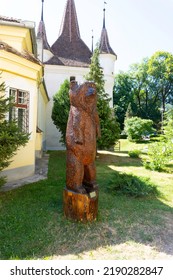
[69,81,97,112]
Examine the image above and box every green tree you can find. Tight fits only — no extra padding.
[51,79,70,144]
[0,79,29,186]
[113,72,135,130]
[148,51,173,113]
[86,47,120,149]
[113,60,160,130]
[124,116,155,141]
[125,102,134,119]
[113,52,173,131]
[129,59,161,126]
[85,47,106,99]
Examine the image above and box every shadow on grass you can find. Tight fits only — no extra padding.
[98,152,143,167]
[0,151,173,260]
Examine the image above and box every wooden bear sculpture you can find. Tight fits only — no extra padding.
[66,80,100,195]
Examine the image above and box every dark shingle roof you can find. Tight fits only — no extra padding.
[50,0,91,67]
[99,27,117,57]
[37,20,51,51]
[45,55,64,65]
[45,54,90,68]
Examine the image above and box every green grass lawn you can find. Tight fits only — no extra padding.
[0,140,173,260]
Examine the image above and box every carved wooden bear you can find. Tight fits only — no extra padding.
[66,80,100,194]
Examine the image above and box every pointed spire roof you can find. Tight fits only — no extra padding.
[37,0,51,51]
[59,0,80,41]
[37,21,51,51]
[50,0,92,67]
[99,6,116,56]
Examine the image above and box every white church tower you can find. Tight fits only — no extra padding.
[36,0,117,150]
[99,5,117,107]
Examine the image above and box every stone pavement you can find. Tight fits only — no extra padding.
[1,153,49,192]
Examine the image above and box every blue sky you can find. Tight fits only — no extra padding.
[1,0,173,73]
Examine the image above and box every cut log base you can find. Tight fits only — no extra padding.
[63,187,99,222]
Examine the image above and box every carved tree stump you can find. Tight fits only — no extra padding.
[63,188,99,222]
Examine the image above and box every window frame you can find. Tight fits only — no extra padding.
[9,88,30,133]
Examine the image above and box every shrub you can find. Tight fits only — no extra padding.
[107,171,159,197]
[0,176,6,188]
[124,117,155,141]
[51,79,70,144]
[128,149,141,158]
[143,141,173,171]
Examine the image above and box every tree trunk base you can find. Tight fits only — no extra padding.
[63,188,99,222]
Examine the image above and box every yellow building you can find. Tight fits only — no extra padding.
[0,16,49,182]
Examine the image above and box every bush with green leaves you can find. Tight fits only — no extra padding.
[128,149,141,158]
[51,79,70,144]
[143,141,173,171]
[124,116,155,141]
[0,176,6,188]
[107,171,159,197]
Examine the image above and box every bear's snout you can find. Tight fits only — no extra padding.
[85,87,95,96]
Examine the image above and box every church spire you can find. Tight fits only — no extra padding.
[50,0,91,67]
[37,0,52,62]
[59,0,80,41]
[41,0,44,21]
[103,1,106,28]
[99,2,116,56]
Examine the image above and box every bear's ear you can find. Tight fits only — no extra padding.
[70,80,78,91]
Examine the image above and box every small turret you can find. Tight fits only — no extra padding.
[36,0,53,62]
[99,3,117,107]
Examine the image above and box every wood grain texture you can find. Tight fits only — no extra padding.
[63,188,98,222]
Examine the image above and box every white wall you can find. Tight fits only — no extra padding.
[99,53,116,108]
